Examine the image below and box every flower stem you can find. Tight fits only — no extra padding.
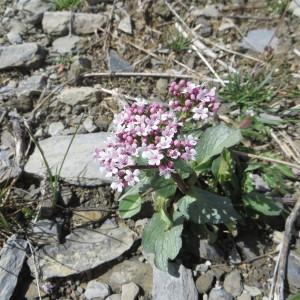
[171,172,189,194]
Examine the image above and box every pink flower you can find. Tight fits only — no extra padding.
[142,149,164,166]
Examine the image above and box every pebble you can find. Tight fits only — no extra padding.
[209,287,233,300]
[223,270,243,297]
[84,280,111,300]
[118,14,132,34]
[48,122,65,136]
[107,295,121,300]
[243,285,262,297]
[7,31,23,44]
[83,117,97,133]
[121,282,140,300]
[196,271,215,294]
[237,291,251,300]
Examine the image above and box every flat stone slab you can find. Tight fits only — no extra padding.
[27,222,136,280]
[0,43,46,70]
[57,87,99,106]
[42,12,107,36]
[0,235,28,300]
[25,132,113,186]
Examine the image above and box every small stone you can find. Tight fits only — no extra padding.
[72,210,107,226]
[223,270,243,297]
[259,113,283,125]
[108,49,133,72]
[7,31,23,44]
[209,287,233,300]
[68,57,91,83]
[198,5,219,18]
[243,285,262,297]
[118,14,132,34]
[156,78,168,96]
[240,29,278,53]
[52,35,85,55]
[287,251,300,293]
[121,282,140,300]
[0,43,46,70]
[84,280,110,300]
[237,291,251,300]
[48,122,65,136]
[251,174,270,192]
[107,295,121,300]
[196,271,215,294]
[83,117,97,133]
[57,87,99,106]
[289,0,300,18]
[199,239,224,263]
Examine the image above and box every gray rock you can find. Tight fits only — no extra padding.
[42,12,107,36]
[48,122,65,136]
[84,280,111,300]
[16,74,47,98]
[237,291,251,300]
[0,149,22,183]
[198,5,219,18]
[0,235,28,300]
[289,0,300,17]
[196,271,215,294]
[57,87,99,106]
[156,78,168,96]
[259,113,283,125]
[68,57,91,83]
[16,0,55,24]
[118,14,132,35]
[7,31,23,44]
[27,222,136,280]
[223,270,243,297]
[152,263,198,300]
[199,239,224,263]
[108,49,133,72]
[25,132,113,186]
[243,285,261,297]
[27,219,61,245]
[52,35,85,55]
[107,295,121,300]
[209,287,233,300]
[0,43,46,70]
[240,29,278,53]
[97,260,152,295]
[121,282,140,300]
[83,117,97,133]
[287,251,300,293]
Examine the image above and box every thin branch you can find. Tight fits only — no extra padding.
[233,150,300,170]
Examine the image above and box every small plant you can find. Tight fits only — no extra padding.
[167,29,190,53]
[220,72,275,109]
[95,80,286,272]
[54,0,81,11]
[267,0,289,14]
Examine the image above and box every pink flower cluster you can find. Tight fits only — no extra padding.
[169,80,220,121]
[95,100,197,191]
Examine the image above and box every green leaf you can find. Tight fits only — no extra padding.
[211,149,233,183]
[142,213,183,271]
[195,124,242,166]
[178,187,240,224]
[288,293,300,300]
[118,192,142,219]
[174,159,193,179]
[151,176,177,198]
[243,192,282,216]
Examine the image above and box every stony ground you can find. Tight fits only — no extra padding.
[0,0,300,300]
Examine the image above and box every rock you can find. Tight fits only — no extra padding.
[237,291,251,300]
[243,285,262,297]
[196,271,215,294]
[97,260,152,295]
[16,74,47,98]
[199,239,224,263]
[107,295,121,300]
[0,43,46,70]
[156,78,169,96]
[289,0,300,17]
[209,287,233,300]
[7,31,23,44]
[258,113,283,125]
[121,282,140,300]
[152,263,198,300]
[251,174,270,192]
[83,117,97,133]
[108,49,133,72]
[52,35,85,55]
[16,0,55,24]
[57,87,99,106]
[223,270,243,297]
[48,122,65,136]
[27,219,61,245]
[118,14,133,35]
[84,280,111,300]
[42,12,107,36]
[25,132,113,186]
[68,57,91,83]
[0,149,22,183]
[240,29,279,53]
[287,251,300,293]
[0,235,28,300]
[72,210,107,226]
[25,281,46,299]
[27,222,136,280]
[198,5,220,18]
